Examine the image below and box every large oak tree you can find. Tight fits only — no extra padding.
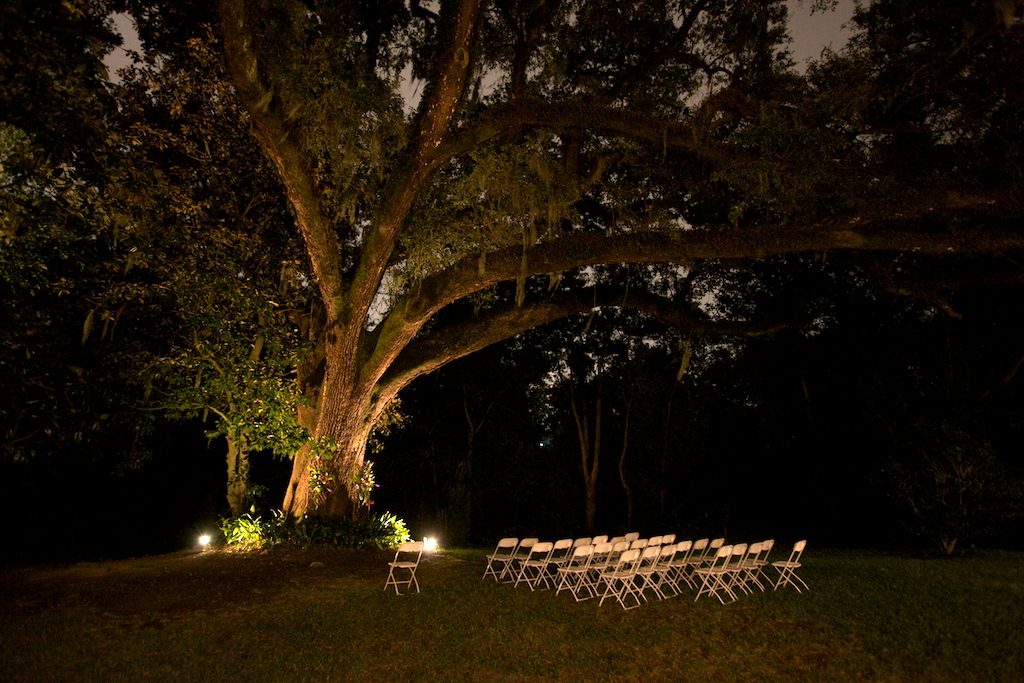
[201,0,1024,517]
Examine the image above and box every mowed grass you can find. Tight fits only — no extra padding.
[1,547,1022,682]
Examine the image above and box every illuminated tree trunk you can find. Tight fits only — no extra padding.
[225,432,249,517]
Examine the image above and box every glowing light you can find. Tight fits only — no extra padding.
[198,534,212,548]
[423,536,438,552]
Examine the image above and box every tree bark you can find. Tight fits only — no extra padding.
[225,431,248,517]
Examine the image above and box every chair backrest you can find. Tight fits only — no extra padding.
[624,532,640,543]
[639,545,661,567]
[592,542,613,562]
[608,540,630,563]
[648,535,663,546]
[661,534,676,545]
[569,544,594,567]
[591,535,609,545]
[674,539,694,563]
[728,543,747,568]
[709,544,732,568]
[609,536,626,545]
[572,537,592,549]
[629,538,648,550]
[709,538,725,551]
[757,539,775,564]
[615,548,642,571]
[789,540,807,563]
[529,541,554,559]
[493,537,518,552]
[395,541,424,560]
[548,539,574,563]
[515,537,538,556]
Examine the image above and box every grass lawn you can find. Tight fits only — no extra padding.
[1,545,1022,682]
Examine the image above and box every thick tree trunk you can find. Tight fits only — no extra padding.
[225,432,248,516]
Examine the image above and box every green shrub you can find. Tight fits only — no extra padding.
[219,509,411,550]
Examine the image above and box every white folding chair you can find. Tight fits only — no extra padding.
[665,539,695,593]
[648,535,663,547]
[652,542,683,598]
[555,544,595,601]
[634,545,667,601]
[694,544,735,604]
[624,532,640,543]
[684,538,709,576]
[514,541,555,590]
[482,537,518,581]
[723,543,750,596]
[384,541,424,595]
[581,542,614,597]
[546,538,575,574]
[599,548,644,610]
[591,534,609,546]
[740,539,773,592]
[629,538,649,551]
[660,533,676,545]
[772,540,808,593]
[501,537,537,582]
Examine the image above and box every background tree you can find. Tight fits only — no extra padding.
[110,27,312,515]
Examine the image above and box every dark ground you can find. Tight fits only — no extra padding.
[0,545,399,625]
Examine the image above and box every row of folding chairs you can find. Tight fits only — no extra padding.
[482,533,678,589]
[692,539,806,604]
[483,535,808,610]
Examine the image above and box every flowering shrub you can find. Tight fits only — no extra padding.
[219,509,411,550]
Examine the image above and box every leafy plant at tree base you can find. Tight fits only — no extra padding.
[883,419,1024,554]
[219,509,410,550]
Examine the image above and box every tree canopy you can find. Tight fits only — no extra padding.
[3,0,1023,526]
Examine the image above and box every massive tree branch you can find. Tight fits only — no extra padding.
[352,0,483,331]
[430,97,748,170]
[217,0,344,319]
[363,208,1024,390]
[372,286,795,414]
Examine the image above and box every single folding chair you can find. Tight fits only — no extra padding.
[546,538,575,574]
[599,548,644,610]
[555,544,595,601]
[634,545,667,601]
[514,541,555,590]
[665,539,695,593]
[651,542,683,598]
[500,537,538,582]
[694,544,735,604]
[384,541,424,595]
[482,537,518,581]
[772,540,808,593]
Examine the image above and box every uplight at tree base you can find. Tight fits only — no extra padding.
[423,537,438,552]
[198,534,211,549]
